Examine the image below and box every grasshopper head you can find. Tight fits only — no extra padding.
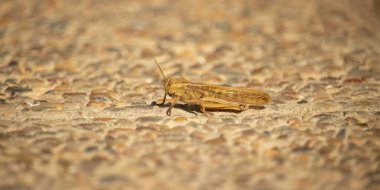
[154,58,188,97]
[164,77,189,97]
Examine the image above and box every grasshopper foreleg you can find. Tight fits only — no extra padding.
[160,94,167,106]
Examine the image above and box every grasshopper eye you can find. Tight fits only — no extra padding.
[168,79,173,86]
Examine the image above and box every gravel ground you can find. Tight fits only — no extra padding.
[1,0,380,189]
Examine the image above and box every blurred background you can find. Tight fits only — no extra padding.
[1,0,380,189]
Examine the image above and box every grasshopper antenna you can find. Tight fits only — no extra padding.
[153,57,167,106]
[153,58,166,80]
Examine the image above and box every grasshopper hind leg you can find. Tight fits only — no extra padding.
[199,102,213,116]
[198,98,248,114]
[239,104,249,110]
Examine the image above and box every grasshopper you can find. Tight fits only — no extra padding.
[154,59,271,115]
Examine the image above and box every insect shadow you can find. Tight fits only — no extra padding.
[151,101,266,115]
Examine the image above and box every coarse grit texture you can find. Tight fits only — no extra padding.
[1,0,380,190]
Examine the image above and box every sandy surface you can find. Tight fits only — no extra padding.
[1,0,380,189]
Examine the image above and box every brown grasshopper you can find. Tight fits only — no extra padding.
[154,59,271,115]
